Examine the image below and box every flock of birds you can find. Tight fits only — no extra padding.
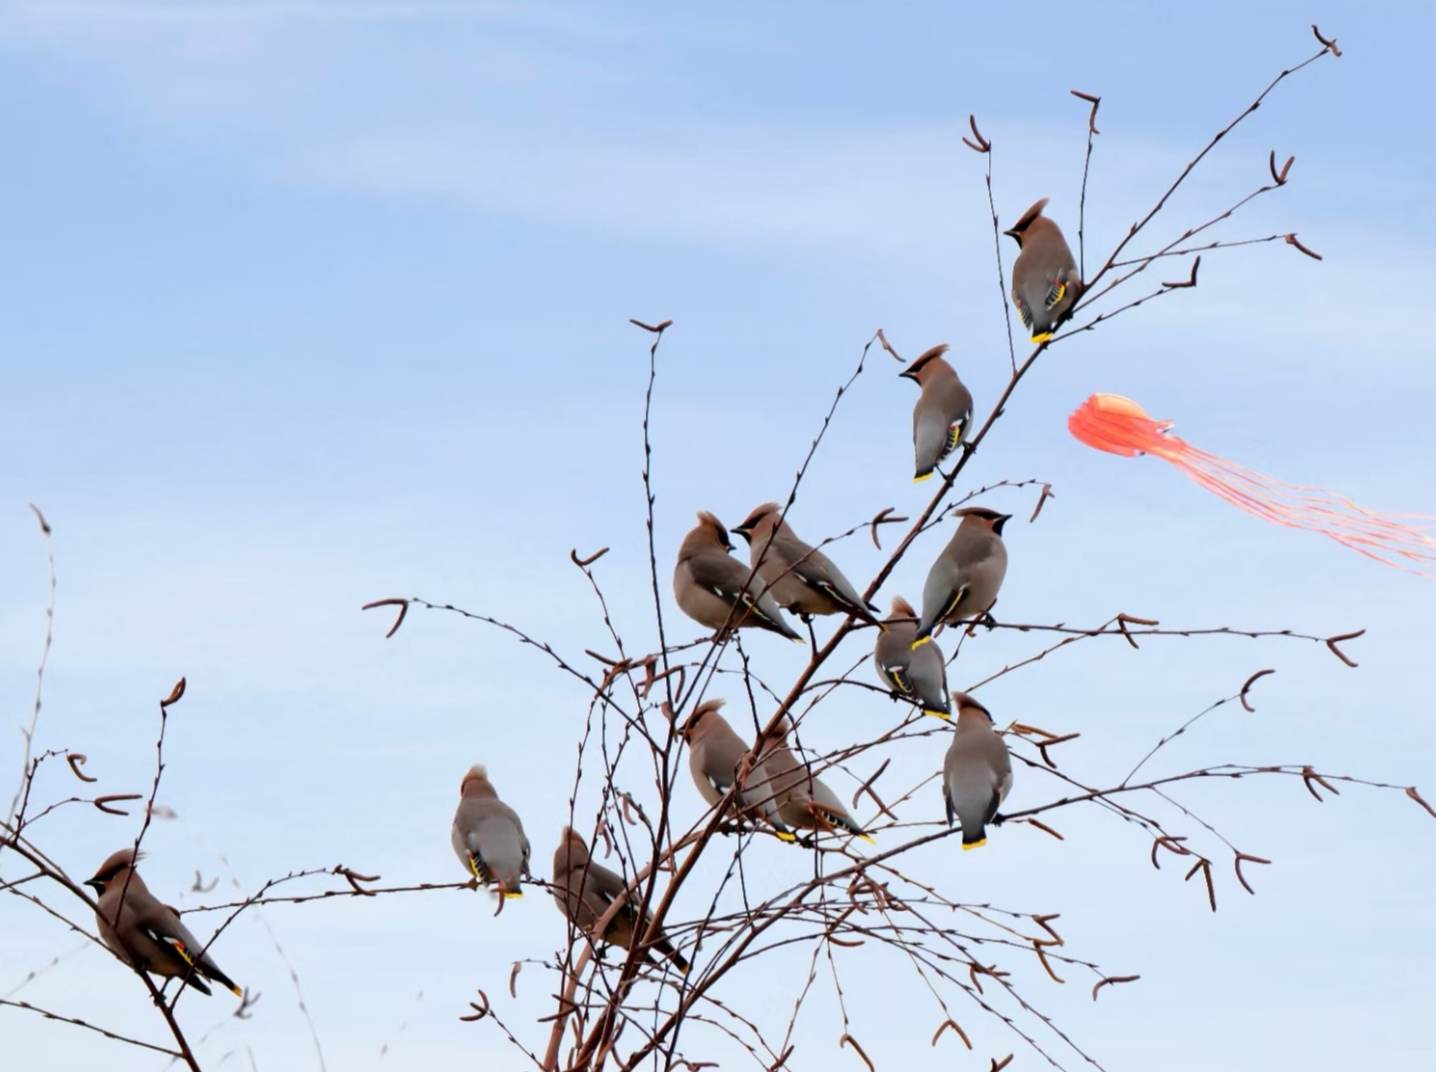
[78,199,1081,991]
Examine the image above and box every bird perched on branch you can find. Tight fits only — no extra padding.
[914,507,1010,648]
[1006,198,1081,344]
[874,595,951,719]
[942,692,1013,850]
[755,718,874,844]
[731,502,882,628]
[674,510,803,642]
[551,828,690,973]
[683,698,796,841]
[452,764,530,899]
[899,344,973,483]
[86,849,242,998]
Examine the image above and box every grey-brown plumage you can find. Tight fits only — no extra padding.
[900,344,973,483]
[551,829,690,973]
[731,503,881,628]
[755,719,874,843]
[674,510,803,642]
[683,698,795,840]
[913,507,1010,647]
[1006,198,1081,343]
[873,595,950,719]
[86,849,242,998]
[451,764,530,898]
[942,692,1013,849]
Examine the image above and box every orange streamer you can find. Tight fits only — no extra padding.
[1068,393,1436,576]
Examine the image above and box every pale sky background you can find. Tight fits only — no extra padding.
[2,2,1434,1070]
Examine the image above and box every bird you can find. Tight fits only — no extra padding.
[674,510,803,642]
[85,849,242,998]
[942,692,1013,850]
[755,718,873,844]
[731,503,882,628]
[899,344,974,483]
[451,764,531,899]
[873,595,951,719]
[682,698,796,841]
[551,828,690,973]
[913,507,1010,648]
[1006,198,1081,344]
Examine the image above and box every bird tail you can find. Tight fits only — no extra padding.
[922,708,952,721]
[654,938,691,975]
[815,805,875,845]
[913,469,935,484]
[961,833,988,851]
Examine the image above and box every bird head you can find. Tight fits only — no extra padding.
[888,595,918,620]
[1003,197,1050,248]
[460,764,496,798]
[731,502,780,544]
[86,848,140,895]
[899,344,951,384]
[681,697,726,741]
[954,506,1012,536]
[950,691,994,723]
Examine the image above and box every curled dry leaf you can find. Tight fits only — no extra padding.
[1162,255,1201,289]
[1233,852,1272,895]
[1033,942,1065,983]
[1239,668,1276,712]
[66,753,97,783]
[1406,785,1436,821]
[1024,818,1064,841]
[362,597,410,639]
[161,678,186,709]
[628,318,673,334]
[29,503,52,535]
[93,793,142,816]
[931,1018,972,1050]
[1070,88,1102,134]
[990,1055,1014,1072]
[839,1033,875,1072]
[1268,150,1295,185]
[570,547,610,568]
[962,114,991,153]
[1285,233,1323,260]
[1324,629,1364,667]
[1311,23,1342,56]
[1028,482,1054,523]
[1032,913,1063,946]
[459,989,490,1022]
[1091,974,1141,1001]
[874,328,903,363]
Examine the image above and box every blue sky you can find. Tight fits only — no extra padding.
[1,3,1433,1069]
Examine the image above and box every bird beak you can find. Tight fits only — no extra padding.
[898,367,918,381]
[84,878,104,895]
[1002,227,1021,245]
[730,526,752,544]
[992,514,1013,535]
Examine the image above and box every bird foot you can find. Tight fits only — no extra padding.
[991,812,1006,827]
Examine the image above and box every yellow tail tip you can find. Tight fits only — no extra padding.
[791,636,807,645]
[857,832,877,845]
[230,986,244,998]
[910,635,933,650]
[961,838,988,852]
[503,890,524,900]
[775,831,798,843]
[1030,331,1054,344]
[913,471,934,483]
[923,709,952,721]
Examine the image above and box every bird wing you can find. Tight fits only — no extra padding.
[687,553,791,630]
